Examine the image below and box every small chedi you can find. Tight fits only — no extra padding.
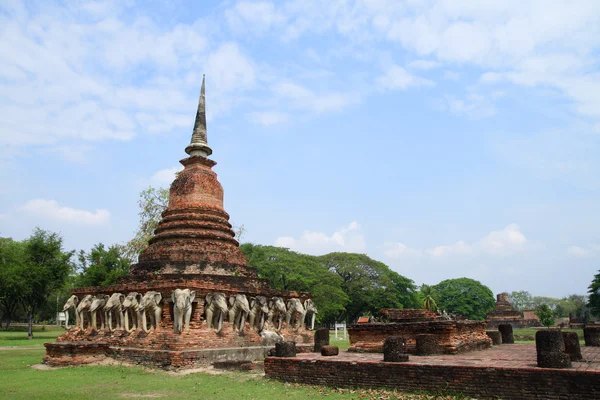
[44,77,316,369]
[485,292,540,328]
[348,308,491,354]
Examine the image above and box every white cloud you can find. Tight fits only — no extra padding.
[150,166,182,187]
[248,111,288,126]
[21,199,110,225]
[377,65,435,91]
[383,242,422,258]
[407,59,441,70]
[274,221,366,255]
[568,245,600,258]
[226,1,286,34]
[273,82,359,113]
[386,224,527,260]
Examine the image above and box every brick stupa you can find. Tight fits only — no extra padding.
[44,77,314,369]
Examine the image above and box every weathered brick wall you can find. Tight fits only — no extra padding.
[348,321,491,354]
[264,357,600,400]
[379,309,439,322]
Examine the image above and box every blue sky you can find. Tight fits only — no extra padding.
[1,0,599,298]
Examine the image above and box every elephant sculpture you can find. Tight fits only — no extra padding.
[285,298,306,331]
[75,294,94,330]
[140,291,162,332]
[228,294,250,331]
[205,292,228,333]
[104,293,125,331]
[303,299,318,330]
[172,289,196,333]
[62,295,79,329]
[122,292,143,332]
[248,296,269,331]
[89,295,108,330]
[267,297,287,331]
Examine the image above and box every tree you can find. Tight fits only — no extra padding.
[20,229,73,338]
[124,185,246,260]
[535,304,556,328]
[123,187,169,261]
[508,290,533,311]
[432,278,495,320]
[420,284,438,312]
[320,252,419,322]
[76,243,132,287]
[0,238,27,329]
[241,244,348,324]
[588,270,600,316]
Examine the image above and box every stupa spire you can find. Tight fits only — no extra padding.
[185,74,213,157]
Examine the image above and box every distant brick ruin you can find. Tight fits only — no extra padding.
[348,309,491,354]
[486,292,541,329]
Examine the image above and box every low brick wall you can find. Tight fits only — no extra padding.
[349,321,491,354]
[265,357,600,400]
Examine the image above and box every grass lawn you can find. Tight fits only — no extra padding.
[512,328,584,344]
[0,331,467,400]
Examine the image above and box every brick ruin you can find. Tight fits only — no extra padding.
[44,77,314,369]
[348,309,491,354]
[486,292,541,329]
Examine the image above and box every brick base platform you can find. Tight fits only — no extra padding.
[265,345,600,400]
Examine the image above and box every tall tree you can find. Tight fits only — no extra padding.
[433,277,495,320]
[588,270,600,316]
[508,290,533,311]
[320,252,419,322]
[0,238,26,329]
[420,284,438,312]
[535,304,556,328]
[76,243,132,287]
[20,229,73,338]
[123,187,169,261]
[241,244,348,324]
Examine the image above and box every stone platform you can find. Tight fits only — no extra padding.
[265,345,600,400]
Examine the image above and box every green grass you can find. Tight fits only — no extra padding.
[0,330,466,400]
[2,324,66,332]
[512,328,585,344]
[0,330,63,347]
[330,331,350,350]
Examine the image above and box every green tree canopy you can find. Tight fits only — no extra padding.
[420,284,438,312]
[535,304,556,327]
[320,252,419,322]
[0,238,27,329]
[20,228,74,338]
[241,244,348,323]
[508,290,533,311]
[76,243,132,287]
[588,270,600,317]
[432,277,495,320]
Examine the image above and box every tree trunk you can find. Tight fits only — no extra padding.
[5,318,11,330]
[27,310,34,339]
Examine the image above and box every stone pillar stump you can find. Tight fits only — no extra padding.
[498,324,514,344]
[383,336,409,362]
[313,328,329,352]
[320,345,339,356]
[416,334,441,355]
[535,330,571,368]
[275,341,296,357]
[584,327,600,346]
[486,330,502,345]
[562,332,582,361]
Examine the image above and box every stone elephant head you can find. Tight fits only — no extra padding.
[140,291,162,332]
[172,289,196,334]
[228,294,250,332]
[268,297,287,331]
[303,299,318,330]
[248,295,269,331]
[285,298,306,331]
[122,292,143,332]
[62,295,79,329]
[89,295,108,331]
[75,294,94,330]
[104,293,125,331]
[205,292,228,333]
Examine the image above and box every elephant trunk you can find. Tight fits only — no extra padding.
[142,310,148,332]
[216,311,223,333]
[124,311,131,332]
